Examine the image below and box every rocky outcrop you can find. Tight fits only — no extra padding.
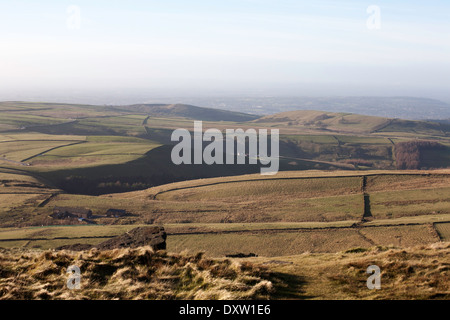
[96,226,167,250]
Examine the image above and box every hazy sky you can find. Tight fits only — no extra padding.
[1,0,449,100]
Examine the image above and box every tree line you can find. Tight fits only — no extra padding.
[395,140,445,169]
[57,173,188,195]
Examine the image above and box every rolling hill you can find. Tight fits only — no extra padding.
[1,102,449,196]
[193,96,450,120]
[255,110,450,136]
[1,98,449,300]
[118,103,260,122]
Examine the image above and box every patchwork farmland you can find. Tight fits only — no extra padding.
[0,101,449,300]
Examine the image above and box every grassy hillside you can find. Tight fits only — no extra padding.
[0,246,274,300]
[1,102,449,196]
[0,242,448,300]
[256,110,388,133]
[122,104,260,122]
[256,110,450,136]
[253,241,450,300]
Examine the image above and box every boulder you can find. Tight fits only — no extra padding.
[96,226,167,251]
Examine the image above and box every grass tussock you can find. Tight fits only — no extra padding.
[0,247,274,300]
[329,242,450,299]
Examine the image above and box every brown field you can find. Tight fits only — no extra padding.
[167,224,441,257]
[154,177,362,202]
[435,222,450,241]
[122,169,450,199]
[358,224,440,247]
[0,193,44,210]
[370,188,450,219]
[366,174,450,192]
[1,170,450,254]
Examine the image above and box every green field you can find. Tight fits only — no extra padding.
[29,136,161,168]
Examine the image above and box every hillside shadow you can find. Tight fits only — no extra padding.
[39,144,263,195]
[268,271,313,300]
[36,138,340,196]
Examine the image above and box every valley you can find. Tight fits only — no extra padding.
[0,101,449,299]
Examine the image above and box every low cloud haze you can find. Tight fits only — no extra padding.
[0,0,449,103]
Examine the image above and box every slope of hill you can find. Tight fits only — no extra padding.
[120,103,260,122]
[255,241,450,300]
[1,101,449,196]
[1,242,448,300]
[0,246,274,300]
[255,110,450,136]
[255,110,387,134]
[0,101,259,129]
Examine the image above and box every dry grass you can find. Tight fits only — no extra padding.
[435,223,450,241]
[0,194,43,210]
[0,242,448,300]
[327,242,450,299]
[251,242,450,300]
[0,247,274,300]
[358,224,441,248]
[117,170,449,200]
[370,187,450,219]
[168,229,372,257]
[366,173,450,192]
[154,177,362,202]
[167,225,441,257]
